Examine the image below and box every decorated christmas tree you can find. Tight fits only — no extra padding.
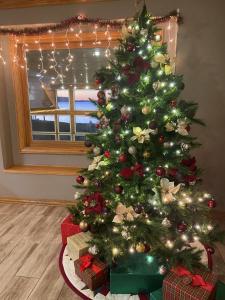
[70,6,223,271]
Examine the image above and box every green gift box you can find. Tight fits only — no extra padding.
[150,288,162,300]
[110,254,164,294]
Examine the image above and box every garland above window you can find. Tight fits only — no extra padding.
[0,10,182,36]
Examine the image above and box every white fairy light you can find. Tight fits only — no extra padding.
[207,225,213,231]
[181,234,188,241]
[129,247,135,253]
[117,75,121,81]
[193,236,200,241]
[112,247,120,256]
[157,70,163,76]
[122,88,128,94]
[169,82,176,88]
[166,240,174,249]
[195,224,200,230]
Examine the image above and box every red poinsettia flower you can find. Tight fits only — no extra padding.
[181,157,196,172]
[127,73,140,85]
[132,163,144,177]
[133,56,150,72]
[184,175,197,184]
[120,167,134,180]
[83,192,105,215]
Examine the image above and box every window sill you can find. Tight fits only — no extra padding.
[20,145,88,155]
[4,165,81,176]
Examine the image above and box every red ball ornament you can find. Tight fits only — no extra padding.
[158,135,165,144]
[207,199,216,208]
[170,100,177,107]
[118,153,127,163]
[76,175,84,184]
[104,150,111,158]
[95,78,102,85]
[96,123,100,129]
[177,222,187,233]
[114,185,123,194]
[98,98,106,106]
[97,90,105,99]
[156,167,166,177]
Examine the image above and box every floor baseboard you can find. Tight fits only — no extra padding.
[0,196,74,207]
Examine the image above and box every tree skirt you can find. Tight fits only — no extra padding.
[59,245,148,300]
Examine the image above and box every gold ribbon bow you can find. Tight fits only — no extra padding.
[131,127,152,143]
[113,203,139,224]
[160,178,181,204]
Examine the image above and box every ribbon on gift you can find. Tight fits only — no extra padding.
[79,254,102,274]
[171,266,213,292]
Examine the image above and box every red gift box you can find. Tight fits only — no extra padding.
[74,253,108,291]
[61,215,81,245]
[163,266,217,300]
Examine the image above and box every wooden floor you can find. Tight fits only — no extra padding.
[0,203,224,300]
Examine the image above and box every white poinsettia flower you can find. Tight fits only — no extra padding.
[131,127,152,143]
[113,203,139,224]
[165,122,175,132]
[176,119,189,136]
[160,178,181,204]
[88,155,103,171]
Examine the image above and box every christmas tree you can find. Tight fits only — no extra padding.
[70,6,223,270]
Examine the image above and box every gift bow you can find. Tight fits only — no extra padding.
[79,254,102,274]
[172,266,213,292]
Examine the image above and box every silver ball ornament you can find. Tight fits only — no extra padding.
[162,218,172,228]
[128,146,136,155]
[74,192,81,200]
[93,147,101,156]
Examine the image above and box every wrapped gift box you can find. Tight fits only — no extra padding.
[74,254,109,291]
[67,231,92,261]
[163,267,217,300]
[110,254,164,294]
[61,215,81,245]
[150,288,162,300]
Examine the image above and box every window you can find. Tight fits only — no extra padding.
[11,31,120,154]
[11,20,177,155]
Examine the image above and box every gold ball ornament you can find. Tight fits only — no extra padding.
[79,221,88,232]
[83,178,90,187]
[135,243,146,253]
[97,111,103,118]
[154,53,166,64]
[142,106,151,115]
[106,102,113,111]
[165,64,172,75]
[143,151,150,159]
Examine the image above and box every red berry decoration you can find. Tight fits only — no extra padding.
[98,98,106,106]
[114,185,123,194]
[177,222,187,233]
[170,100,177,107]
[207,199,216,208]
[156,167,166,177]
[158,135,165,144]
[127,43,135,52]
[76,175,84,184]
[104,150,111,158]
[118,153,127,163]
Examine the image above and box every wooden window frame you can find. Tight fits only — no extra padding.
[10,31,121,155]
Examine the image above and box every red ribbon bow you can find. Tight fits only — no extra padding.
[172,266,213,292]
[79,254,102,274]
